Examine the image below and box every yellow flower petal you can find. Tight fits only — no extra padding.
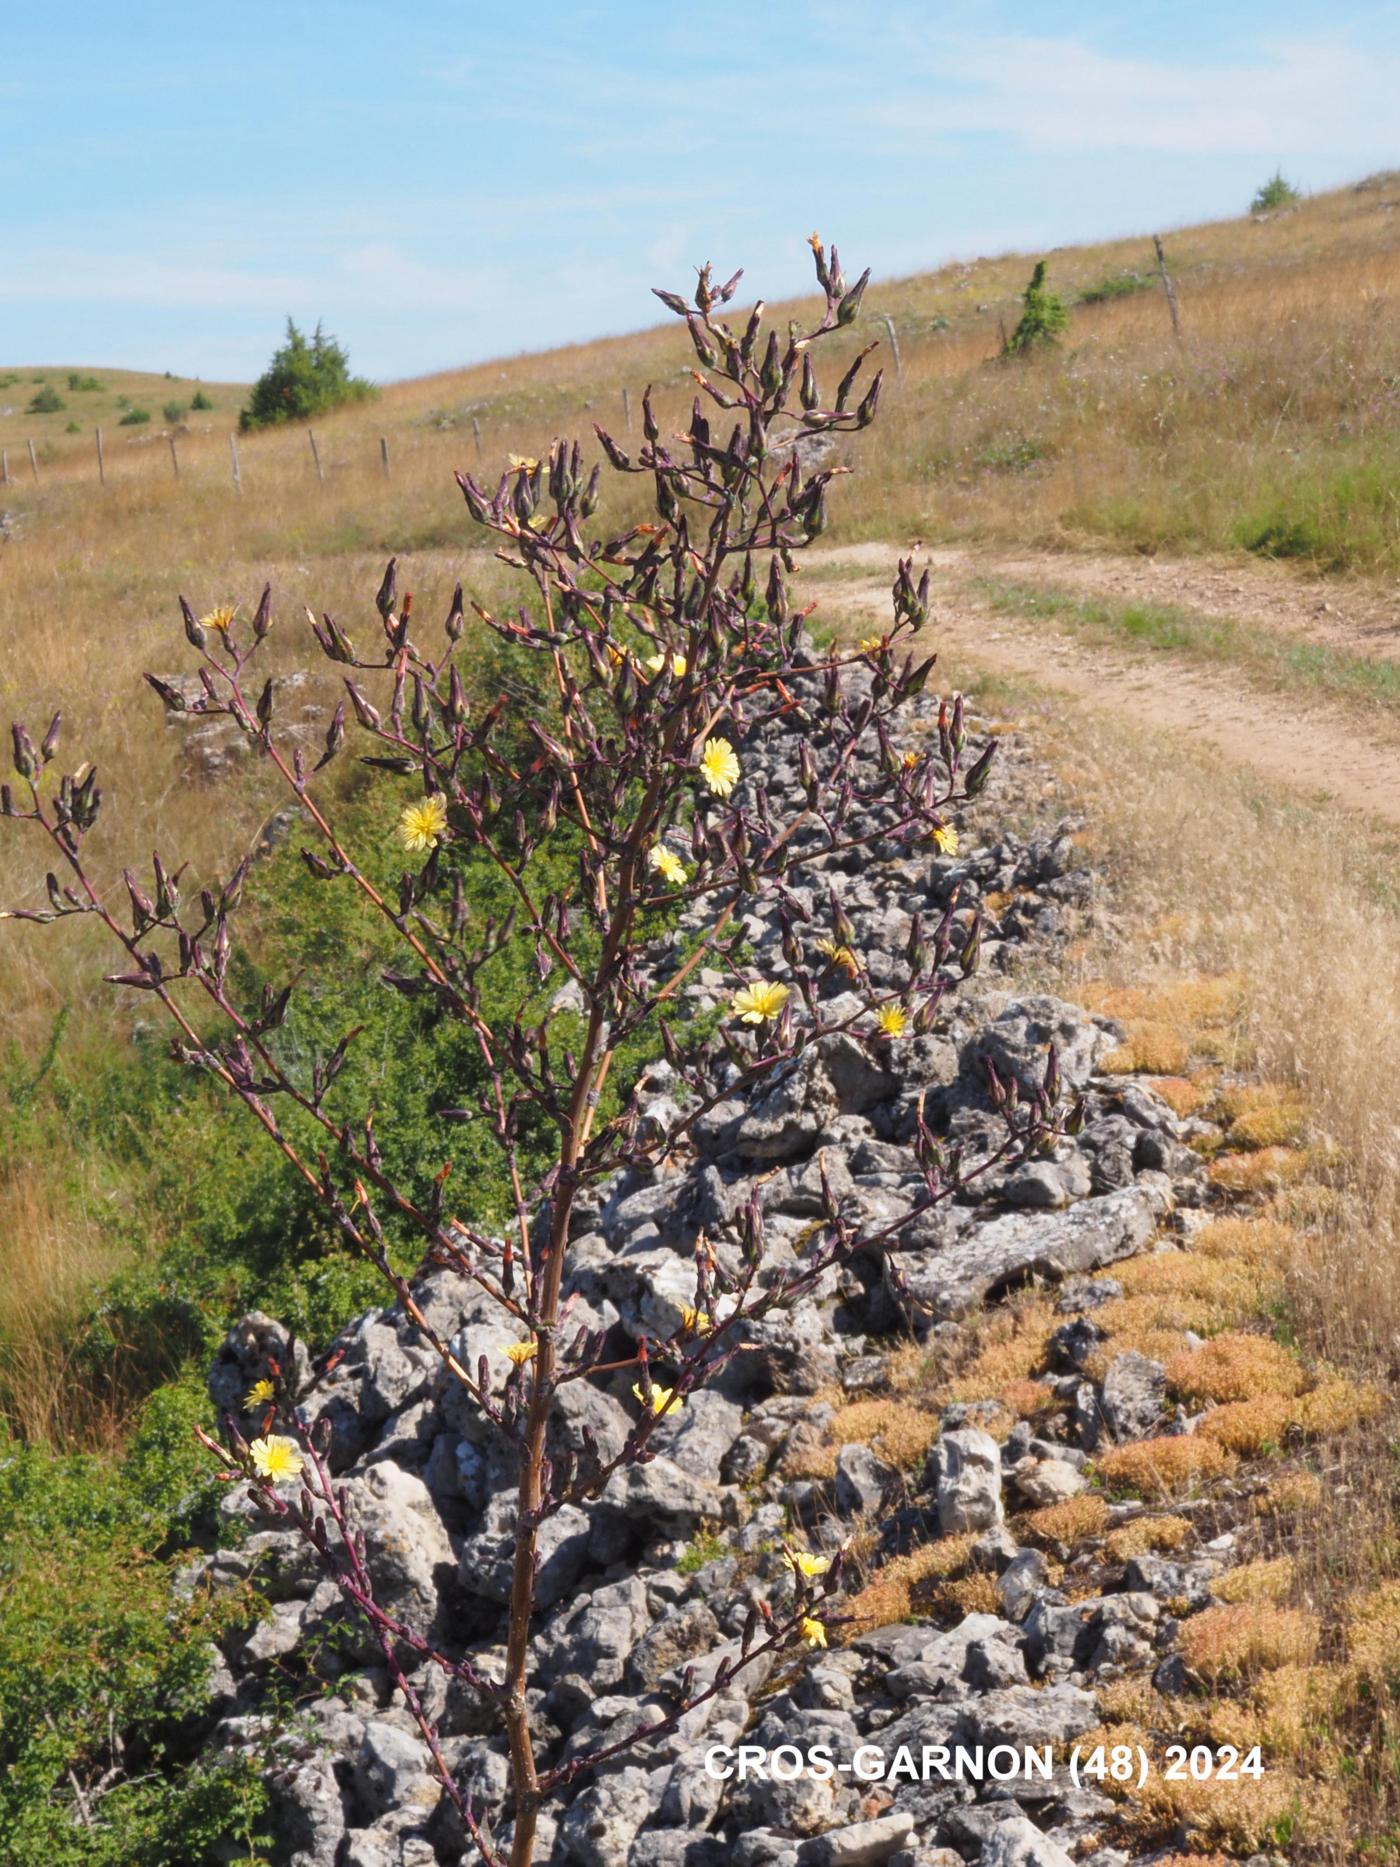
[504,1340,537,1367]
[632,1382,683,1417]
[698,737,740,798]
[244,1378,276,1410]
[787,1550,832,1579]
[931,824,959,857]
[249,1435,304,1483]
[399,793,449,853]
[648,844,688,886]
[876,1005,908,1038]
[730,981,790,1025]
[799,1616,828,1648]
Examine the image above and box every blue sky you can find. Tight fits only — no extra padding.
[2,1,1397,381]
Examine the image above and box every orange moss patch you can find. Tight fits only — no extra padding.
[1293,1376,1386,1436]
[838,1534,976,1641]
[1191,1214,1302,1266]
[1179,1602,1320,1682]
[1252,1469,1323,1517]
[1165,1332,1306,1405]
[1105,1513,1193,1561]
[1097,1433,1238,1497]
[1343,1579,1400,1682]
[1101,1020,1191,1076]
[1212,1556,1296,1605]
[1143,1074,1212,1117]
[1207,1146,1310,1193]
[1195,1393,1296,1454]
[826,1397,940,1470]
[1022,1493,1110,1544]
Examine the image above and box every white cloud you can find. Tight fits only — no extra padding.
[893,32,1400,157]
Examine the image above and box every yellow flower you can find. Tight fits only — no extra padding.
[398,793,449,853]
[633,1382,683,1417]
[648,844,688,886]
[858,634,885,655]
[249,1435,304,1483]
[731,981,789,1024]
[787,1550,832,1579]
[800,1616,829,1648]
[643,651,688,679]
[816,937,859,978]
[931,824,960,857]
[507,454,538,472]
[698,737,740,797]
[244,1378,276,1411]
[902,750,920,769]
[200,604,236,633]
[876,1005,908,1038]
[680,1307,711,1334]
[504,1340,537,1367]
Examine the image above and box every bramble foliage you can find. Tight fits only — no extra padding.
[0,1381,270,1864]
[240,317,374,431]
[1003,258,1070,357]
[3,237,1077,1866]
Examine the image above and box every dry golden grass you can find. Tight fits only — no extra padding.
[1105,1513,1193,1561]
[1097,1433,1238,1497]
[1252,1469,1324,1518]
[1207,1145,1312,1193]
[1165,1331,1307,1405]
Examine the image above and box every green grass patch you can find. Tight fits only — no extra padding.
[977,577,1400,716]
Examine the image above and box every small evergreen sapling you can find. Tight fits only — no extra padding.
[1003,259,1069,357]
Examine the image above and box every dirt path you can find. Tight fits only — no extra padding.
[805,542,1400,828]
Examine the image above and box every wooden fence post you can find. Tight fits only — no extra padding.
[622,385,632,431]
[168,434,180,480]
[1153,235,1182,342]
[1,450,8,486]
[471,415,482,457]
[96,428,105,485]
[229,432,241,493]
[876,314,903,385]
[380,435,390,478]
[27,438,39,482]
[308,428,324,484]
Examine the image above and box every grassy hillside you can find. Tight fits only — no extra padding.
[2,170,1399,1447]
[0,366,248,466]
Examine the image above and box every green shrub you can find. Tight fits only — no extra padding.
[240,318,373,431]
[162,401,186,424]
[1252,170,1301,214]
[190,390,212,411]
[0,1382,271,1864]
[1002,260,1068,357]
[27,385,65,414]
[1079,271,1150,305]
[65,420,80,433]
[67,373,103,392]
[118,407,151,427]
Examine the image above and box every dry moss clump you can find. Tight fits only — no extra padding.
[1212,1555,1295,1605]
[1194,1393,1297,1454]
[1097,1433,1237,1497]
[825,1397,940,1470]
[1191,1214,1301,1266]
[838,1533,976,1641]
[1207,1146,1310,1193]
[1105,1513,1192,1561]
[1179,1601,1320,1682]
[1252,1468,1323,1517]
[1165,1331,1306,1404]
[1022,1493,1110,1544]
[1293,1376,1385,1436]
[1101,1019,1191,1075]
[1343,1578,1400,1683]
